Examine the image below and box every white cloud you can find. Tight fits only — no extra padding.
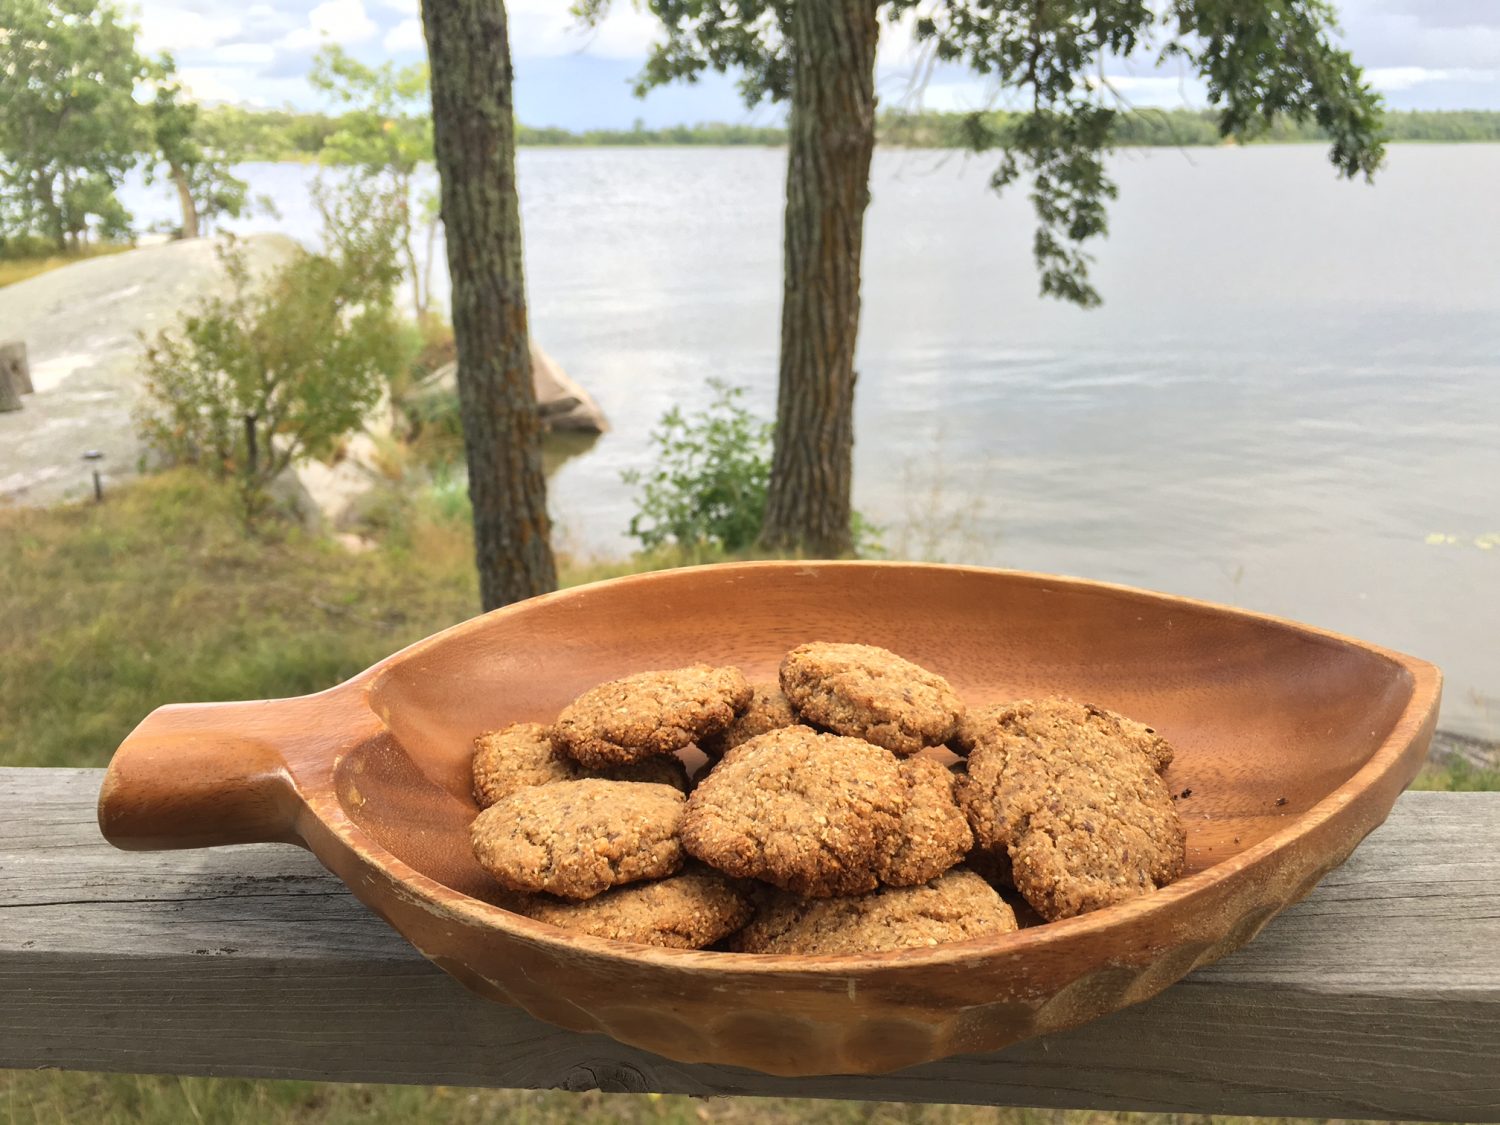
[278,0,378,51]
[177,65,260,106]
[1367,66,1500,90]
[508,2,661,61]
[373,0,417,13]
[213,42,278,66]
[139,7,243,53]
[383,17,423,52]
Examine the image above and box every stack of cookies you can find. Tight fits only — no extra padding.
[468,642,1186,954]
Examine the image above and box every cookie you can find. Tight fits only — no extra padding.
[877,756,973,886]
[952,700,1174,772]
[471,779,685,900]
[698,683,796,758]
[780,642,964,755]
[956,697,1185,921]
[472,723,575,807]
[514,866,753,949]
[680,726,905,898]
[553,665,752,768]
[729,869,1019,955]
[604,754,692,791]
[472,722,689,808]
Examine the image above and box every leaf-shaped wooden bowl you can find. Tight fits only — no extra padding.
[98,562,1440,1076]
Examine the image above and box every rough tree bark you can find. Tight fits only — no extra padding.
[758,0,880,557]
[170,165,199,240]
[420,0,557,609]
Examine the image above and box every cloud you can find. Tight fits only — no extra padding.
[508,1,661,61]
[177,65,261,105]
[278,0,378,51]
[373,0,417,13]
[383,17,423,53]
[1367,66,1500,91]
[138,7,243,53]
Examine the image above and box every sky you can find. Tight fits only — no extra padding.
[137,0,1500,129]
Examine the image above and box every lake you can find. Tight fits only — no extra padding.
[120,145,1500,740]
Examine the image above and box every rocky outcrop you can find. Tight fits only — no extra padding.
[0,236,607,515]
[423,343,609,433]
[0,235,299,506]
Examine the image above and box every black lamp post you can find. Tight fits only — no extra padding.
[83,450,104,502]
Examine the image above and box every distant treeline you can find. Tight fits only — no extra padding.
[201,106,1500,163]
[880,107,1500,147]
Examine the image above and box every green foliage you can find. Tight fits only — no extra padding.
[623,381,774,555]
[310,44,439,319]
[0,0,148,251]
[580,0,1385,308]
[145,56,251,237]
[309,45,433,173]
[135,187,410,517]
[199,106,341,162]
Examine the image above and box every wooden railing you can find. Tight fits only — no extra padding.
[2,768,1497,1121]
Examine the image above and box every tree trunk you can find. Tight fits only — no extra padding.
[0,341,32,396]
[758,0,880,557]
[421,0,557,610]
[171,164,199,240]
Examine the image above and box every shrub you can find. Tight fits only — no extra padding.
[136,180,412,517]
[623,380,773,555]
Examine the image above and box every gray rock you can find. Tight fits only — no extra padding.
[424,343,609,434]
[0,235,298,506]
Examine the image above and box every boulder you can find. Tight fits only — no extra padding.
[425,343,608,433]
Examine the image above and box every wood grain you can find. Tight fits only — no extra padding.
[5,768,1497,1120]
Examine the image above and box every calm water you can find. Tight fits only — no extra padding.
[121,146,1500,738]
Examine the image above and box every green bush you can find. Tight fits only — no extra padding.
[623,380,773,555]
[135,178,413,518]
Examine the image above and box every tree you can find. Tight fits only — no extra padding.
[580,0,1385,556]
[310,45,439,323]
[145,57,250,240]
[0,0,147,251]
[420,0,558,609]
[136,188,409,518]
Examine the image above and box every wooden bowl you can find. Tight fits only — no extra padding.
[97,563,1440,1076]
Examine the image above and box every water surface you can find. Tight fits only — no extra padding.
[120,145,1500,737]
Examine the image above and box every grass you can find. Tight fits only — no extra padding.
[1411,757,1500,791]
[0,1074,1472,1125]
[0,242,134,288]
[0,471,478,768]
[0,469,1491,1122]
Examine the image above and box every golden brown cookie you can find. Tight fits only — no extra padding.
[877,756,973,886]
[952,700,1174,772]
[780,642,964,756]
[680,726,905,898]
[472,723,575,807]
[553,665,752,768]
[472,722,689,808]
[698,683,796,758]
[729,869,1019,955]
[956,697,1185,921]
[514,866,753,949]
[470,779,685,900]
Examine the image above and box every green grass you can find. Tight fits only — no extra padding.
[1410,758,1500,791]
[0,242,134,288]
[0,1073,1469,1125]
[0,471,479,768]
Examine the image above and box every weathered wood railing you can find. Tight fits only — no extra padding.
[2,768,1497,1121]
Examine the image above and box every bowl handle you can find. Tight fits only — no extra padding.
[97,692,365,851]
